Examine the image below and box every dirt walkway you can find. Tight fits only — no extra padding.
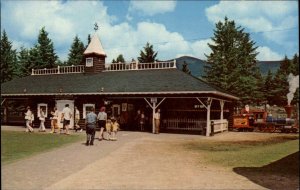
[3,126,294,190]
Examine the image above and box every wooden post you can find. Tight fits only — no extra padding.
[220,100,224,131]
[206,98,212,137]
[144,97,166,134]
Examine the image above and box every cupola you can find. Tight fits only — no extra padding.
[83,34,106,73]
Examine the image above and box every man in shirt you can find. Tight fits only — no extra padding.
[154,109,161,134]
[85,107,97,146]
[61,104,72,135]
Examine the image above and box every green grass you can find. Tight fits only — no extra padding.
[1,130,85,164]
[183,135,299,168]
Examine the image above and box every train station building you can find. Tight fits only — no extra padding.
[1,34,239,136]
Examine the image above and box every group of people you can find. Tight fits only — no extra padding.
[24,104,160,145]
[134,108,160,133]
[24,104,80,134]
[85,106,120,146]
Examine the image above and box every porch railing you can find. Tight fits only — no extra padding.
[211,119,228,132]
[162,118,206,131]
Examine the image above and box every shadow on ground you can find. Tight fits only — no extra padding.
[233,151,299,190]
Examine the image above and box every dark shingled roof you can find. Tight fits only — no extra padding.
[1,69,238,100]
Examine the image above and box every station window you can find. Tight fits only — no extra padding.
[86,58,93,67]
[37,103,48,118]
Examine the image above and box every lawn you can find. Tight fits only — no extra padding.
[184,135,299,168]
[1,130,85,164]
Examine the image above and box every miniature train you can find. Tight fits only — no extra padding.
[232,105,298,133]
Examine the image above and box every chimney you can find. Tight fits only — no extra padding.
[284,105,293,118]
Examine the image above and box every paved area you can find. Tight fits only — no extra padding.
[2,126,269,190]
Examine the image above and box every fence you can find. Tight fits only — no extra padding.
[211,119,228,133]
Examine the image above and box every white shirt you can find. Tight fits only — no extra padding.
[154,112,160,120]
[62,107,72,120]
[97,112,107,121]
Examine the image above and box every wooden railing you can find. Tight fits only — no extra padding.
[31,60,176,75]
[32,65,85,75]
[211,119,228,132]
[104,60,176,71]
[162,118,206,131]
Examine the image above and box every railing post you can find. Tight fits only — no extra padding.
[173,59,177,68]
[210,121,214,136]
[57,66,60,74]
[31,69,34,75]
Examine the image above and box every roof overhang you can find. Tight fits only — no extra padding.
[1,91,239,100]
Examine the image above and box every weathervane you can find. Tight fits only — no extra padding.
[94,22,99,32]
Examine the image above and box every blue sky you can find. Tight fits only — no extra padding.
[1,1,299,62]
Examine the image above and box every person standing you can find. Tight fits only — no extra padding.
[74,106,82,132]
[85,107,97,146]
[61,104,72,135]
[38,108,46,132]
[110,117,120,141]
[97,106,107,140]
[154,109,161,134]
[105,118,112,140]
[24,106,34,132]
[134,109,141,131]
[140,110,145,131]
[50,107,59,133]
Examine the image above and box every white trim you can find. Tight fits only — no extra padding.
[83,104,95,119]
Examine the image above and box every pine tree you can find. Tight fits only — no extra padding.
[270,56,293,106]
[138,42,158,63]
[203,17,260,105]
[182,61,191,74]
[67,35,85,65]
[17,46,33,77]
[34,27,58,69]
[116,54,125,63]
[263,70,274,105]
[291,54,299,75]
[1,30,18,83]
[86,34,91,48]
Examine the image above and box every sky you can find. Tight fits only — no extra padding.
[1,0,299,63]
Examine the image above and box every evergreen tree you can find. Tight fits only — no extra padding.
[112,59,117,63]
[1,30,17,83]
[138,42,158,63]
[86,34,91,48]
[203,17,260,105]
[34,27,58,69]
[291,54,299,75]
[116,54,125,63]
[263,70,274,105]
[182,61,191,74]
[67,35,85,65]
[270,56,293,106]
[17,46,33,77]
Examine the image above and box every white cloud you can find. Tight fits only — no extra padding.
[205,1,298,45]
[256,46,283,61]
[128,1,176,16]
[190,39,213,60]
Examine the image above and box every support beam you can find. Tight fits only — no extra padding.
[144,97,166,134]
[220,100,225,131]
[1,98,6,106]
[206,97,212,137]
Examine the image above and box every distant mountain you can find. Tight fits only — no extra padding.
[174,56,281,77]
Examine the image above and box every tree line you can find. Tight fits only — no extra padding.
[1,18,298,107]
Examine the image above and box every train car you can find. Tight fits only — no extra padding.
[232,105,298,133]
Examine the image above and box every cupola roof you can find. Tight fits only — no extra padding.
[84,34,106,56]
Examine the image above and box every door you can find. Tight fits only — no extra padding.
[56,100,74,129]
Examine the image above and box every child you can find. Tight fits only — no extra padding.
[111,117,120,141]
[105,118,112,140]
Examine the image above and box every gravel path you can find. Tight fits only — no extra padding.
[2,126,285,190]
